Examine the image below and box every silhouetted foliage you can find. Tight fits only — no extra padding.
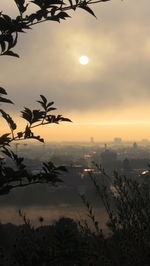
[0,0,110,57]
[0,161,150,266]
[0,87,71,195]
[0,0,111,194]
[80,166,150,266]
[1,171,150,266]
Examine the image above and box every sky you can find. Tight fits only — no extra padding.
[1,0,150,142]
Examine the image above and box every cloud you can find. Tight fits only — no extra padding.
[1,0,150,118]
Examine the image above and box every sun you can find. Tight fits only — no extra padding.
[79,55,89,65]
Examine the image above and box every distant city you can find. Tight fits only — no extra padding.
[8,137,150,181]
[1,138,150,224]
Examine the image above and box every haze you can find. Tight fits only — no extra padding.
[1,0,150,142]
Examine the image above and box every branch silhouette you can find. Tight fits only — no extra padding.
[0,0,110,57]
[0,87,70,195]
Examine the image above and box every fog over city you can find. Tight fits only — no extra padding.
[1,139,150,225]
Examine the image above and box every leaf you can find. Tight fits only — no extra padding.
[0,133,11,146]
[21,107,32,123]
[0,41,6,53]
[47,107,56,112]
[10,150,25,169]
[14,0,28,14]
[0,109,17,130]
[0,87,7,95]
[17,132,23,138]
[46,114,72,124]
[47,16,60,22]
[51,7,57,16]
[2,147,13,159]
[2,50,19,58]
[37,100,46,110]
[31,0,64,8]
[31,135,44,143]
[21,107,45,124]
[11,32,18,49]
[5,34,14,51]
[0,32,18,56]
[36,10,45,21]
[60,117,72,122]
[68,0,73,7]
[79,5,96,18]
[0,97,13,104]
[24,125,33,138]
[46,115,58,123]
[47,101,54,107]
[30,0,43,8]
[32,109,45,123]
[38,96,55,112]
[2,14,12,24]
[40,95,47,104]
[57,12,71,20]
[48,0,65,4]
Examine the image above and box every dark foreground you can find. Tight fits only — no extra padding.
[1,174,150,266]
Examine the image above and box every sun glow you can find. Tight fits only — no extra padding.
[79,55,89,65]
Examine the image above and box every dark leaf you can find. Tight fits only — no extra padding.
[68,0,73,7]
[10,150,25,169]
[0,133,11,146]
[60,117,72,122]
[2,50,19,58]
[0,97,13,104]
[32,109,45,123]
[21,107,32,123]
[0,41,6,53]
[11,32,18,49]
[17,132,23,138]
[31,135,44,143]
[24,125,33,138]
[51,7,57,16]
[2,14,12,24]
[0,109,17,130]
[79,5,96,17]
[6,35,14,51]
[2,147,12,159]
[57,12,71,19]
[14,0,28,14]
[47,101,54,107]
[46,16,60,22]
[47,107,56,112]
[40,95,47,104]
[0,87,7,95]
[47,0,65,4]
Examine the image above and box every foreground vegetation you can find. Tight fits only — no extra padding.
[0,172,150,266]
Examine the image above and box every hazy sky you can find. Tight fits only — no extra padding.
[1,0,150,141]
